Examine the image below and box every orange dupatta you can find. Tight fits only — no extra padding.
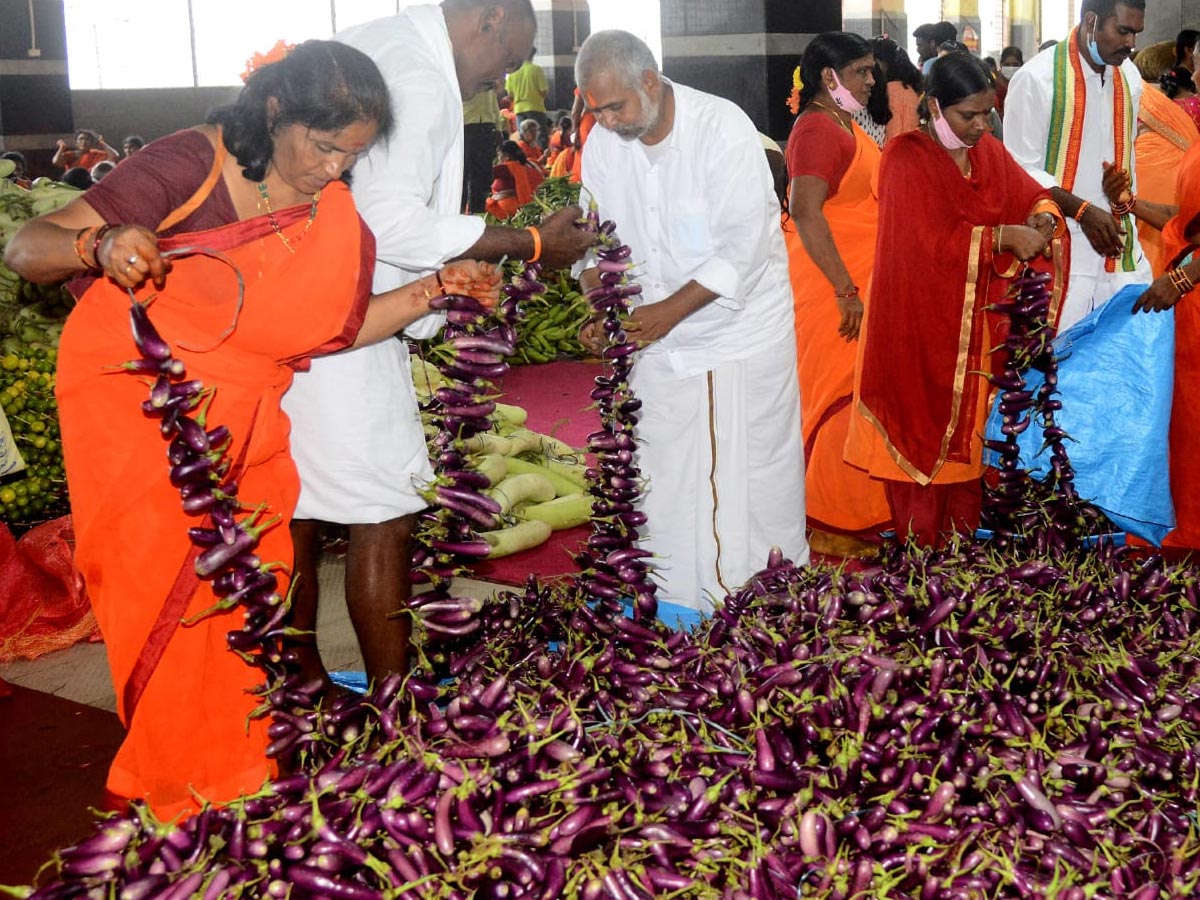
[1135,87,1199,275]
[56,178,371,819]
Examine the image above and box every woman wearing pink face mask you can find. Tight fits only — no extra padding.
[845,52,1067,548]
[784,32,893,557]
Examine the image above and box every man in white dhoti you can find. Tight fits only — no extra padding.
[576,30,810,612]
[1003,0,1151,330]
[282,0,594,684]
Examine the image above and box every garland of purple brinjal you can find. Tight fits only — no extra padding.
[982,266,1109,551]
[572,208,659,625]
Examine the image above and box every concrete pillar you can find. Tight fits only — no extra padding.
[942,0,982,54]
[659,0,841,141]
[1008,0,1039,60]
[531,0,590,115]
[0,0,73,175]
[843,0,908,53]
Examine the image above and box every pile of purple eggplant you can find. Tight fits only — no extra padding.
[571,209,659,624]
[26,509,1200,898]
[983,267,1107,549]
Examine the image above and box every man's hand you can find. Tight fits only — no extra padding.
[579,316,606,355]
[1133,276,1182,314]
[536,205,596,268]
[625,301,683,345]
[1077,203,1126,258]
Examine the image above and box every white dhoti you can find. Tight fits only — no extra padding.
[281,339,433,524]
[632,333,809,612]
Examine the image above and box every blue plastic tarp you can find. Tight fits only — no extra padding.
[984,284,1175,544]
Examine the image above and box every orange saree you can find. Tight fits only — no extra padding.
[1161,143,1200,549]
[1135,87,1199,275]
[55,181,371,818]
[784,116,890,541]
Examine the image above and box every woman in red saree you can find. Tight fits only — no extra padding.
[3,42,495,819]
[785,32,892,557]
[845,53,1066,548]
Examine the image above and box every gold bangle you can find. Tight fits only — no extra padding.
[995,225,1003,254]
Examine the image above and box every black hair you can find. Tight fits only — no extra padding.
[1176,29,1199,65]
[938,40,971,57]
[557,115,572,129]
[870,35,923,91]
[1081,0,1146,22]
[206,39,394,183]
[930,22,958,45]
[922,52,995,118]
[1000,45,1024,65]
[499,139,535,167]
[864,63,892,126]
[1160,66,1196,99]
[122,134,145,150]
[796,32,872,113]
[60,167,93,190]
[75,129,99,146]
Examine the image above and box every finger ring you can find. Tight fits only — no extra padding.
[127,254,139,265]
[124,264,132,275]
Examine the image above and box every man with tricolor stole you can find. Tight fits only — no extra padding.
[1003,0,1151,331]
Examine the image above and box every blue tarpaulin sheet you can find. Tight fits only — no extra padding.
[984,284,1175,544]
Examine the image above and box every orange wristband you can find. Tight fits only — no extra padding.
[1073,200,1091,222]
[525,226,542,263]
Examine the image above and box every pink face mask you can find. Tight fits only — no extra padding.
[931,99,969,149]
[828,71,865,113]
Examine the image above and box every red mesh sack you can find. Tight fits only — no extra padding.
[0,515,97,662]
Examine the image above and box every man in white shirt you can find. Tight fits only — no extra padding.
[282,0,594,685]
[1003,0,1151,330]
[576,30,809,612]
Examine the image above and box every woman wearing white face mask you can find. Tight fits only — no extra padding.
[995,45,1024,116]
[846,52,1067,548]
[784,31,893,556]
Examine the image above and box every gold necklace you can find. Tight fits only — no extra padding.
[810,100,854,136]
[256,181,321,254]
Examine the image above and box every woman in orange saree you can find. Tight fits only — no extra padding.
[846,53,1066,548]
[1150,143,1200,548]
[785,32,891,557]
[1133,84,1198,275]
[3,42,493,819]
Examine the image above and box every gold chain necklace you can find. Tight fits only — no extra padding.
[256,182,321,254]
[810,100,854,136]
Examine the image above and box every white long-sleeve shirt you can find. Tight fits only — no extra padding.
[1003,42,1151,327]
[335,5,485,337]
[581,80,795,378]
